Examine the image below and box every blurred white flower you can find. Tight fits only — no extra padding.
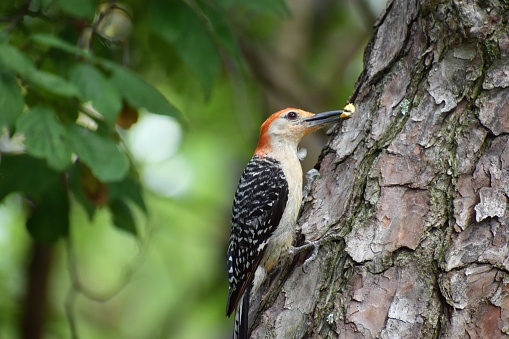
[126,114,190,197]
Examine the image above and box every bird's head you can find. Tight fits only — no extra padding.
[255,107,353,156]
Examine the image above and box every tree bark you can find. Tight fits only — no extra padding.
[251,0,509,338]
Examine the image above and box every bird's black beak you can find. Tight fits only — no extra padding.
[304,109,349,127]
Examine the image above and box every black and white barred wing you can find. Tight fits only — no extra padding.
[226,155,289,316]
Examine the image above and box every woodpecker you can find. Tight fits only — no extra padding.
[226,106,354,339]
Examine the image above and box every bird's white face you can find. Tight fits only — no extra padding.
[266,109,319,142]
[255,107,349,156]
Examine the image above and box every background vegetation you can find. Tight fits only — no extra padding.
[0,0,383,338]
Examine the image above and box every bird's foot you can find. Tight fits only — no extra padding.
[290,234,343,267]
[289,239,321,267]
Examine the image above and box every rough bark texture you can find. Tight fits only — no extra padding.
[251,0,509,338]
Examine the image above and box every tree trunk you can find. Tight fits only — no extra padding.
[251,0,509,338]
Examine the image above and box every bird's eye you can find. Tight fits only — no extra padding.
[286,111,298,120]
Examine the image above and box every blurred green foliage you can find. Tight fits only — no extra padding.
[0,0,381,337]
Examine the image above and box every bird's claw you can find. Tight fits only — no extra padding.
[290,240,320,267]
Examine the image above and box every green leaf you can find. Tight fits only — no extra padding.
[106,62,180,119]
[0,154,61,200]
[109,199,137,235]
[39,0,56,11]
[26,181,69,242]
[0,44,36,77]
[31,33,92,59]
[16,106,72,171]
[109,175,146,213]
[0,150,68,243]
[202,5,241,62]
[69,63,122,124]
[27,70,81,98]
[0,43,80,98]
[53,0,95,19]
[148,0,220,92]
[0,71,24,127]
[68,124,129,182]
[221,0,289,13]
[0,31,8,44]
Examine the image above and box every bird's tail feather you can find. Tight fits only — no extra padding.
[233,287,250,339]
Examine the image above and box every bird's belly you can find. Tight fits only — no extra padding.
[262,184,302,271]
